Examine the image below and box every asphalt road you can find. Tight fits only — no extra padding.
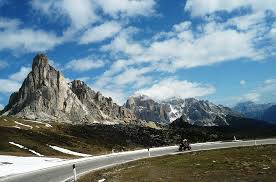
[1,138,276,182]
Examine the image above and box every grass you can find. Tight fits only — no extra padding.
[1,115,276,160]
[79,145,276,182]
[0,116,170,158]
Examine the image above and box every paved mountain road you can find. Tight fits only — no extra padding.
[1,138,276,182]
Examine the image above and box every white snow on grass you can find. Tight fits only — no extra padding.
[24,120,53,128]
[0,155,66,177]
[12,126,21,129]
[4,119,7,122]
[45,123,52,128]
[98,179,106,182]
[48,145,92,157]
[14,121,33,129]
[9,142,44,157]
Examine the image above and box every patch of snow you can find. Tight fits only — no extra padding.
[4,119,7,122]
[14,121,33,129]
[45,124,52,128]
[102,121,117,125]
[98,179,106,182]
[0,155,66,177]
[9,142,43,157]
[168,104,183,122]
[28,150,43,157]
[24,120,52,128]
[13,126,21,129]
[48,145,92,157]
[9,142,24,149]
[24,120,44,124]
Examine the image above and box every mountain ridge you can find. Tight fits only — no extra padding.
[125,95,242,126]
[1,54,136,124]
[232,101,276,124]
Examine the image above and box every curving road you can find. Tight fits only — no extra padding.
[1,138,276,182]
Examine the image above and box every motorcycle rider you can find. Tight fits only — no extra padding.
[179,138,190,151]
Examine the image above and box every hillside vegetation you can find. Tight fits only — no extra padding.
[1,115,276,158]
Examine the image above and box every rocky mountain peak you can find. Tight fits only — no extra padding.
[32,53,49,69]
[2,54,136,124]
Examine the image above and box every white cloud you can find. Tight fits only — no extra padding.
[0,29,61,53]
[9,67,31,82]
[226,12,266,31]
[93,59,130,89]
[135,78,216,101]
[65,57,105,72]
[185,0,276,17]
[264,79,276,85]
[0,17,21,29]
[95,0,156,18]
[101,28,145,56]
[243,92,261,102]
[113,67,152,86]
[97,14,270,103]
[103,21,261,72]
[0,17,62,53]
[0,66,31,93]
[240,80,246,85]
[80,21,122,44]
[62,0,98,29]
[236,78,276,103]
[0,79,21,93]
[0,60,8,69]
[76,77,90,82]
[31,0,98,29]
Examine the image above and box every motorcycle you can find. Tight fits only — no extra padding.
[178,143,191,151]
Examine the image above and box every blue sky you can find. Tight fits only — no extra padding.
[0,0,276,109]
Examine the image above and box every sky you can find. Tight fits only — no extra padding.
[0,0,276,109]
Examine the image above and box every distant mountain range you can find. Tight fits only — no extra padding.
[232,101,276,124]
[1,54,275,127]
[125,95,241,126]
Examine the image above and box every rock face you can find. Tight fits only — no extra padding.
[69,80,136,122]
[126,95,240,126]
[2,54,136,123]
[125,95,171,124]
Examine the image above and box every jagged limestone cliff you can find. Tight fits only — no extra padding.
[2,54,136,124]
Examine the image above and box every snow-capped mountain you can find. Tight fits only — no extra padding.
[125,95,241,126]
